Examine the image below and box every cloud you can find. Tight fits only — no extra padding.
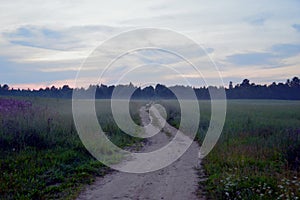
[3,26,67,50]
[2,25,127,51]
[271,44,300,57]
[8,26,62,39]
[292,24,300,32]
[249,18,266,25]
[0,55,79,85]
[245,13,270,26]
[226,52,275,66]
[0,56,21,72]
[226,43,300,67]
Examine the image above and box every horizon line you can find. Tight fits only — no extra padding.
[2,76,299,91]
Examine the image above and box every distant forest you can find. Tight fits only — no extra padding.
[0,77,300,100]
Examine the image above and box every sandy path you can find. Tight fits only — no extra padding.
[77,105,205,200]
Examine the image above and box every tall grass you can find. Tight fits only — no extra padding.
[0,97,145,199]
[160,100,300,199]
[2,97,299,199]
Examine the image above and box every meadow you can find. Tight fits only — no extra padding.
[1,97,300,199]
[0,97,144,199]
[160,100,300,199]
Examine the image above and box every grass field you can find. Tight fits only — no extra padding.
[0,97,145,199]
[160,100,300,199]
[1,97,300,199]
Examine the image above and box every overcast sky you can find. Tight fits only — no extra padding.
[0,0,300,89]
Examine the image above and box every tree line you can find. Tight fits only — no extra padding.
[0,77,299,100]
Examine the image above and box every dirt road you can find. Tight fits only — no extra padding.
[77,105,205,200]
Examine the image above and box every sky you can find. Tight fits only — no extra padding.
[0,0,300,89]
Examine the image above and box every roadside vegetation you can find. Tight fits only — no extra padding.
[161,100,300,199]
[0,97,144,199]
